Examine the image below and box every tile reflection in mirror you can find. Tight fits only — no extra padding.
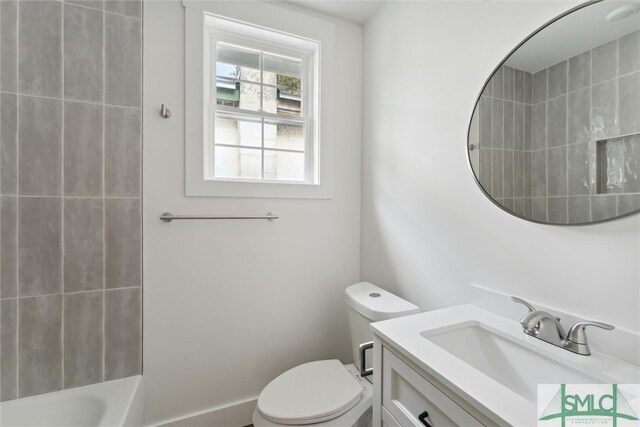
[471,18,640,224]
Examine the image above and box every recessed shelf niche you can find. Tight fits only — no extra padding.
[596,133,640,195]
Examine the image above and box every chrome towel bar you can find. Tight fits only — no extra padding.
[160,212,279,222]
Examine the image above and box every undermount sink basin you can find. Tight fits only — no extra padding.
[421,322,601,402]
[370,304,639,426]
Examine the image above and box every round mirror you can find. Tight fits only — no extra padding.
[469,0,640,224]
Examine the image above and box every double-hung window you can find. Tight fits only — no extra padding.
[205,18,319,184]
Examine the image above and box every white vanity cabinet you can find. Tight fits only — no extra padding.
[372,336,494,427]
[369,304,639,427]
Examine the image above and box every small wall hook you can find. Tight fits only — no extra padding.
[160,104,172,119]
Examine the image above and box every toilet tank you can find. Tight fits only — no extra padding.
[344,282,419,367]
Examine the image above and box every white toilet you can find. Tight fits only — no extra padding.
[253,282,419,427]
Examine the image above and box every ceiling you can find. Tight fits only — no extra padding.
[278,1,639,62]
[506,0,640,73]
[279,0,384,25]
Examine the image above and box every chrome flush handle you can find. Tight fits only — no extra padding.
[359,341,374,377]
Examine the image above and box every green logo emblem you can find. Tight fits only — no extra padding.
[539,384,638,426]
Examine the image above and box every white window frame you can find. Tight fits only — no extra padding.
[185,2,333,198]
[206,30,316,184]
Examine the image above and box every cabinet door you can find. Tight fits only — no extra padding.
[382,347,484,427]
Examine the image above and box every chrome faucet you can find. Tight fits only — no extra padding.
[511,296,614,356]
[520,309,566,346]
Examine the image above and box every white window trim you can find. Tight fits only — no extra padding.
[184,1,334,198]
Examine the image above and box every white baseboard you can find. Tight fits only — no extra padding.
[154,396,257,427]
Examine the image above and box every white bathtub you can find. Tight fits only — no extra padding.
[0,376,143,427]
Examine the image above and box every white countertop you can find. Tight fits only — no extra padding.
[371,305,640,426]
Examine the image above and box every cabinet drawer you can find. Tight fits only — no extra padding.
[382,406,402,427]
[382,347,483,427]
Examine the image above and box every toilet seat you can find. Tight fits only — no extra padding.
[257,360,364,425]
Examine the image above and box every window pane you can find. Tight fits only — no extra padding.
[215,114,262,148]
[263,54,301,89]
[264,150,305,181]
[278,90,302,116]
[263,86,303,117]
[216,81,262,112]
[216,44,260,82]
[262,86,278,114]
[215,146,262,179]
[264,121,304,151]
[263,54,303,116]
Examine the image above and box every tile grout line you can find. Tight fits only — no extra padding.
[0,0,3,401]
[0,0,2,398]
[587,49,598,221]
[528,70,638,106]
[522,89,526,206]
[565,57,569,223]
[0,0,2,365]
[614,39,620,218]
[0,286,142,301]
[15,0,20,398]
[61,0,66,391]
[491,68,504,198]
[500,74,504,201]
[138,0,144,376]
[0,0,5,402]
[0,91,142,111]
[102,3,107,383]
[63,1,142,22]
[0,194,141,199]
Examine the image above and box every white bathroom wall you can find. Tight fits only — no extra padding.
[361,0,640,335]
[143,1,362,425]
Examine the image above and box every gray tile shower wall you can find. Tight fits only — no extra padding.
[478,30,640,223]
[0,0,142,401]
[478,64,533,218]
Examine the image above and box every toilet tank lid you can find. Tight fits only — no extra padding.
[345,282,419,322]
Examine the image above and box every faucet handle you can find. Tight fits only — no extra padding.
[511,297,562,325]
[511,296,536,312]
[566,321,615,344]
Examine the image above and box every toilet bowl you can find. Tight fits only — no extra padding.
[253,282,419,427]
